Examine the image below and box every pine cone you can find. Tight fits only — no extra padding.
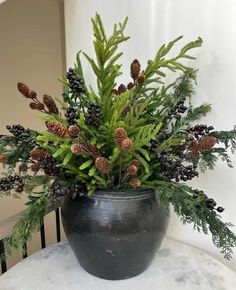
[68,125,80,138]
[189,140,199,149]
[19,163,28,172]
[30,149,47,161]
[118,84,127,94]
[114,127,128,147]
[0,154,7,163]
[30,163,40,173]
[121,138,133,151]
[137,74,145,84]
[46,120,69,138]
[88,144,101,158]
[36,103,45,111]
[43,94,59,114]
[130,159,140,169]
[29,102,38,110]
[199,136,217,151]
[187,150,200,159]
[126,165,138,176]
[17,82,30,98]
[95,157,111,174]
[71,143,83,155]
[28,90,37,99]
[127,82,135,90]
[130,59,141,80]
[129,178,141,188]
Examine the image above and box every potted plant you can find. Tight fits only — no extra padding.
[0,14,236,280]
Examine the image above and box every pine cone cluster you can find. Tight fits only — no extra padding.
[71,143,84,155]
[29,102,45,111]
[87,144,101,158]
[30,149,48,161]
[114,127,128,147]
[68,125,80,138]
[95,157,111,174]
[121,138,133,151]
[130,59,141,80]
[129,178,141,188]
[46,121,69,138]
[30,163,40,173]
[17,82,30,98]
[125,164,138,176]
[199,136,217,151]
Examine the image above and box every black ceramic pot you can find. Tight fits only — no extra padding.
[61,189,169,280]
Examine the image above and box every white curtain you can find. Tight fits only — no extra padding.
[64,0,236,270]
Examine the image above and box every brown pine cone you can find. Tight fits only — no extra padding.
[68,125,80,138]
[121,138,133,151]
[137,74,145,84]
[118,84,127,94]
[95,157,111,174]
[130,159,140,169]
[187,150,200,159]
[71,143,83,155]
[30,163,40,173]
[189,140,199,149]
[126,165,138,176]
[127,82,135,90]
[30,149,47,161]
[28,90,37,99]
[43,94,59,114]
[46,120,69,138]
[0,154,7,163]
[129,178,141,188]
[114,127,128,147]
[29,102,38,110]
[36,103,45,111]
[88,144,101,158]
[199,136,217,151]
[17,82,30,98]
[19,163,28,172]
[130,59,141,80]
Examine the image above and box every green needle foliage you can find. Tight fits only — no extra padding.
[0,13,236,259]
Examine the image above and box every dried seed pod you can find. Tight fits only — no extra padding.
[28,90,37,99]
[36,103,45,111]
[29,102,38,110]
[126,165,138,176]
[199,136,217,151]
[130,159,140,169]
[17,82,30,98]
[129,178,141,188]
[127,82,135,90]
[68,125,80,138]
[118,84,127,94]
[19,163,28,172]
[95,157,111,174]
[30,149,47,161]
[43,94,59,114]
[136,74,145,84]
[189,140,199,149]
[130,59,141,80]
[114,127,128,147]
[0,154,7,163]
[30,163,40,173]
[71,143,83,155]
[46,120,69,138]
[87,144,101,158]
[121,138,133,151]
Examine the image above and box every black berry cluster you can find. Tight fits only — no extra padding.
[49,181,87,202]
[0,175,24,193]
[186,124,214,140]
[85,103,102,127]
[149,131,171,153]
[167,97,188,120]
[155,151,198,182]
[65,107,79,125]
[6,124,35,146]
[39,156,62,176]
[66,68,86,95]
[192,189,225,213]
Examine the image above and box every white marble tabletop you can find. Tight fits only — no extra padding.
[0,238,235,290]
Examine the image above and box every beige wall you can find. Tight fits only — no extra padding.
[0,0,65,267]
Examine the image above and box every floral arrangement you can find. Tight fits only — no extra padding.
[0,14,236,259]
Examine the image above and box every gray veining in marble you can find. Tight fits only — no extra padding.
[0,238,235,290]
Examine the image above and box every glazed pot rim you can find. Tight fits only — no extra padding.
[92,189,154,200]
